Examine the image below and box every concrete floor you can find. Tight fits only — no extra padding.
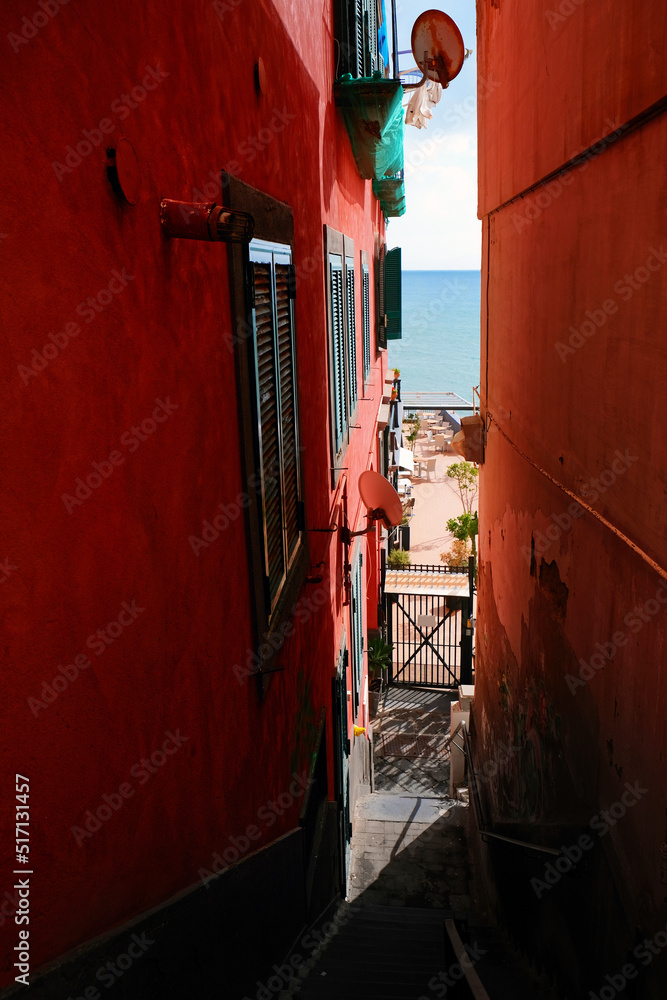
[350,686,474,914]
[402,429,471,565]
[372,686,456,797]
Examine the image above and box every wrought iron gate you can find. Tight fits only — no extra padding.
[384,562,474,689]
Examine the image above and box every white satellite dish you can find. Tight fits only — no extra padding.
[358,471,403,530]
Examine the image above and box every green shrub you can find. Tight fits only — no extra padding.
[387,548,410,569]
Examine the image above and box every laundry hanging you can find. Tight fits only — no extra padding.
[405,80,442,129]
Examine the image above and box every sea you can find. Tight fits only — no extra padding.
[388,271,481,405]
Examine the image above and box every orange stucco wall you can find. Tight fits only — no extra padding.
[476,0,666,994]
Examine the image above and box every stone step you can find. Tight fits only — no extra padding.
[281,902,557,1000]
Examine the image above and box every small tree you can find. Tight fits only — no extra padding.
[446,461,479,515]
[440,538,470,567]
[446,511,479,564]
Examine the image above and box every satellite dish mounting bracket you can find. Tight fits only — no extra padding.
[340,509,388,547]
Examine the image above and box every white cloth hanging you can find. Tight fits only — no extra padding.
[405,80,442,129]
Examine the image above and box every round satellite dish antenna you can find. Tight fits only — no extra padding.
[411,9,465,88]
[358,471,403,530]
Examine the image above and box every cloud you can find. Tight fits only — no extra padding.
[388,161,481,270]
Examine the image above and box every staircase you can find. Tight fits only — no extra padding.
[277,901,557,999]
[275,686,559,999]
[278,903,450,999]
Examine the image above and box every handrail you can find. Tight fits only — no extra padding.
[461,720,563,859]
[444,919,491,1000]
[392,562,468,575]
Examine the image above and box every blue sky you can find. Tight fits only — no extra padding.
[386,1,480,270]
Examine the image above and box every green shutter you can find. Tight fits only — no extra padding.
[330,257,346,450]
[362,265,371,379]
[346,258,358,412]
[251,261,285,604]
[351,555,364,714]
[377,244,387,348]
[384,246,402,340]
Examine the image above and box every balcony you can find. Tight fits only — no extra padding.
[334,74,405,182]
[372,171,406,217]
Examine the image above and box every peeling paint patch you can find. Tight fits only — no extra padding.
[538,557,569,622]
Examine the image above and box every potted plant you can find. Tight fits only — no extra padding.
[367,635,393,717]
[387,548,410,569]
[392,367,400,381]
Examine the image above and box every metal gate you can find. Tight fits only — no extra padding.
[384,563,474,689]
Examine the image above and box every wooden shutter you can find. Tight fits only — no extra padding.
[251,262,285,603]
[377,243,386,348]
[362,265,371,380]
[275,263,300,562]
[385,246,402,341]
[346,258,358,412]
[330,257,346,450]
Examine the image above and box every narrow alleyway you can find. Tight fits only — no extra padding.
[278,687,558,999]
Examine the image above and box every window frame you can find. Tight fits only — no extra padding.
[325,226,358,487]
[224,173,308,672]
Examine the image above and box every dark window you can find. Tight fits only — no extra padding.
[224,175,307,668]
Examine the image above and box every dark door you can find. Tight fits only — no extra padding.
[332,644,351,894]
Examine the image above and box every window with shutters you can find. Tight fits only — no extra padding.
[335,0,381,79]
[377,242,387,349]
[346,256,358,413]
[325,227,358,485]
[249,240,302,611]
[350,548,364,716]
[224,174,307,670]
[361,251,371,382]
[384,246,402,341]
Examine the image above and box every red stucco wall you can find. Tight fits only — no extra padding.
[476,0,666,985]
[0,0,386,984]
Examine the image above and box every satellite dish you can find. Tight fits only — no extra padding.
[411,9,465,88]
[358,471,403,530]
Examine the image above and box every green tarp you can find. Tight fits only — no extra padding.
[334,73,405,181]
[372,176,406,217]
